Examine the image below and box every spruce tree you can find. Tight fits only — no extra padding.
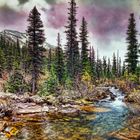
[0,37,6,77]
[21,44,30,74]
[125,13,139,74]
[103,56,107,78]
[118,58,122,77]
[96,58,102,80]
[55,33,65,84]
[27,6,46,93]
[13,39,21,70]
[65,0,79,80]
[48,48,52,72]
[7,70,29,94]
[107,58,112,79]
[112,53,117,77]
[0,48,5,77]
[122,61,126,76]
[6,42,14,73]
[89,46,96,80]
[15,38,21,64]
[79,17,89,74]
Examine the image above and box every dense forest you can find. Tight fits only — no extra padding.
[0,0,139,95]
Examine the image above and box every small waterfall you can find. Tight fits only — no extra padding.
[109,87,126,109]
[98,87,127,109]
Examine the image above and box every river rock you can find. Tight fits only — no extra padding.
[58,108,80,117]
[125,91,140,105]
[86,91,106,102]
[16,104,49,114]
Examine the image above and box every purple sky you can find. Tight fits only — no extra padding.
[0,0,140,59]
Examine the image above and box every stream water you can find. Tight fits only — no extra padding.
[0,87,134,140]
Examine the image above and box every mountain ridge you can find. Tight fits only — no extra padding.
[0,29,56,48]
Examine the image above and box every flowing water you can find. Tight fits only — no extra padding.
[0,87,135,140]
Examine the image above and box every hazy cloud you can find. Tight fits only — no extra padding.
[0,0,139,58]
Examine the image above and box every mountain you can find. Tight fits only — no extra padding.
[0,30,56,48]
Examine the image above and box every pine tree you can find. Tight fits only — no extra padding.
[0,37,6,77]
[55,33,65,84]
[27,6,46,93]
[0,48,5,77]
[107,58,112,79]
[96,58,102,80]
[65,0,79,80]
[125,13,139,74]
[1,33,8,71]
[6,42,14,73]
[112,53,117,77]
[122,61,126,76]
[103,56,107,78]
[13,39,21,70]
[47,48,52,72]
[89,46,96,80]
[118,58,122,77]
[79,17,89,74]
[15,38,21,63]
[21,44,30,74]
[6,70,29,94]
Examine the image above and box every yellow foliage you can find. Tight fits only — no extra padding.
[81,72,94,92]
[38,70,50,85]
[5,132,11,138]
[81,72,91,83]
[5,127,19,138]
[10,127,18,136]
[88,84,94,91]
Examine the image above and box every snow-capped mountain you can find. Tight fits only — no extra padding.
[0,30,27,47]
[0,30,56,48]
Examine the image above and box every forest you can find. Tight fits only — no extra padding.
[0,0,139,140]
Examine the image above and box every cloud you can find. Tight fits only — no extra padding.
[0,5,27,31]
[0,0,139,59]
[44,2,67,29]
[0,0,19,10]
[77,1,132,49]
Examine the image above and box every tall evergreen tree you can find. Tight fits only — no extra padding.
[89,46,96,80]
[125,13,139,73]
[112,53,117,77]
[79,17,89,74]
[118,57,122,77]
[103,56,107,78]
[96,57,102,80]
[65,0,79,79]
[122,61,126,76]
[0,36,6,77]
[21,44,30,74]
[13,39,21,70]
[6,42,14,73]
[107,58,112,79]
[0,47,5,77]
[27,6,45,93]
[55,33,65,84]
[48,48,52,72]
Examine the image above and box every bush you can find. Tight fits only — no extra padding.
[5,71,29,94]
[82,71,91,84]
[38,75,59,96]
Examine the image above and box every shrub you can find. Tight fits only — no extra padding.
[5,70,29,94]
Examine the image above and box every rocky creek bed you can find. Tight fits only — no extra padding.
[0,87,139,140]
